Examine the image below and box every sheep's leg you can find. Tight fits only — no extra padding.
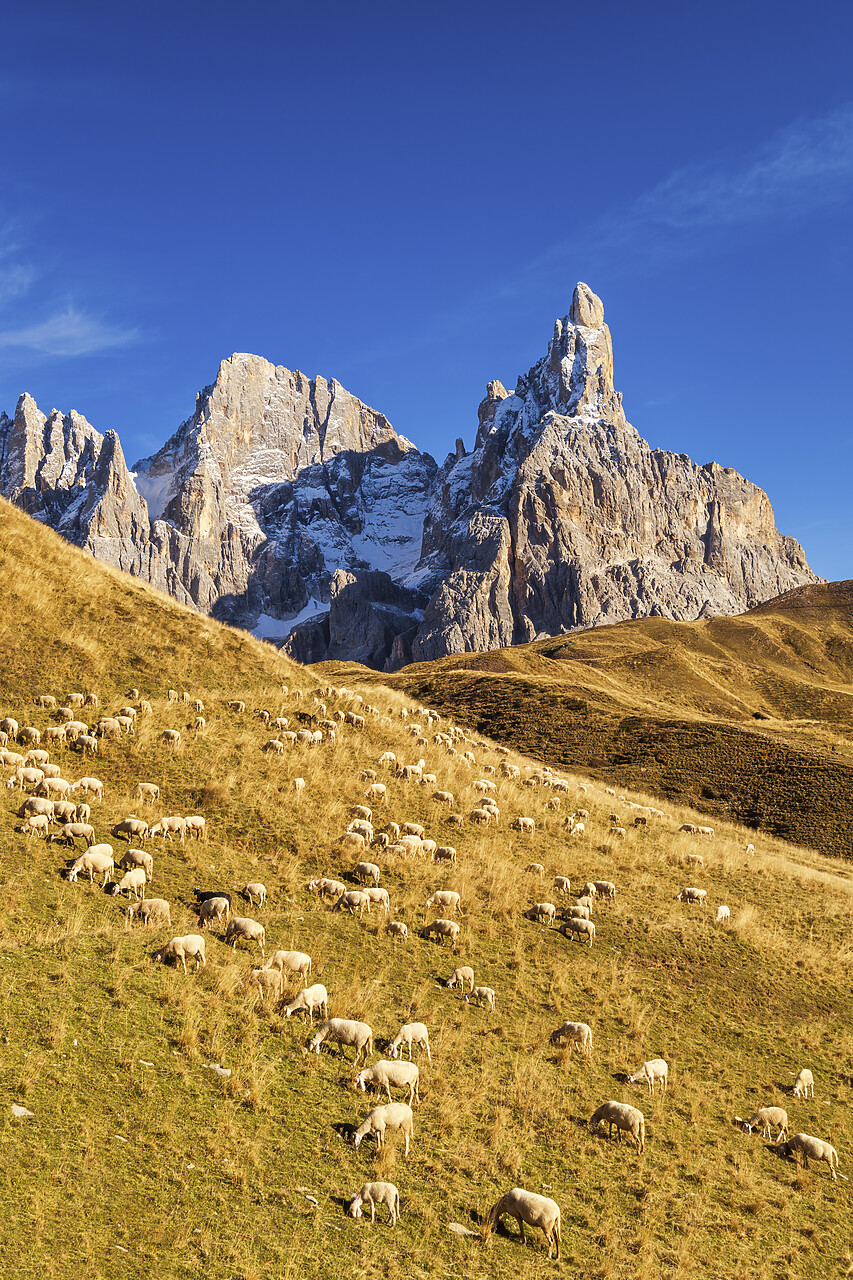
[516,1215,526,1244]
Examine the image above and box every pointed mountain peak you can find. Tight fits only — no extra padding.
[568,282,605,328]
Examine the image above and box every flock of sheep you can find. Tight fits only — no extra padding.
[1,680,843,1261]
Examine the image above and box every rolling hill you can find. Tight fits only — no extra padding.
[0,498,850,1280]
[320,583,853,859]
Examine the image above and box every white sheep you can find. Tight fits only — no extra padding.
[627,1059,669,1095]
[347,1181,400,1226]
[18,814,50,838]
[559,918,595,947]
[561,903,591,922]
[135,782,160,805]
[549,1021,593,1056]
[433,845,457,865]
[386,921,408,941]
[524,862,545,877]
[149,816,187,842]
[307,877,347,902]
[486,1188,561,1261]
[261,950,312,984]
[777,1133,840,1179]
[248,968,283,1005]
[425,889,461,914]
[715,904,730,924]
[510,816,535,834]
[675,887,707,906]
[685,853,704,868]
[184,816,206,841]
[243,882,267,907]
[389,1022,431,1063]
[552,876,571,897]
[307,1018,374,1063]
[420,919,459,948]
[225,916,265,954]
[353,861,380,886]
[354,1060,419,1104]
[114,867,146,900]
[67,845,115,885]
[525,902,556,925]
[352,1103,414,1156]
[589,1101,645,1153]
[446,966,474,993]
[126,898,171,927]
[464,985,496,1012]
[197,896,231,929]
[159,730,182,748]
[334,889,371,917]
[283,983,328,1023]
[697,825,714,838]
[154,934,206,973]
[593,880,616,901]
[736,1106,788,1140]
[793,1068,815,1099]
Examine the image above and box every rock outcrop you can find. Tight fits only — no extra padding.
[0,285,818,668]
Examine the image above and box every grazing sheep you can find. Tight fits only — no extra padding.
[589,1101,645,1153]
[431,789,454,807]
[334,890,371,918]
[340,831,367,854]
[549,1021,593,1056]
[425,889,461,914]
[715,904,730,924]
[560,903,591,922]
[793,1068,815,1099]
[248,968,283,1006]
[307,1018,374,1063]
[468,807,492,826]
[364,886,390,915]
[119,848,154,881]
[184,815,206,841]
[126,898,171,927]
[420,919,459,948]
[243,882,267,907]
[593,880,616,901]
[71,776,104,802]
[111,818,149,845]
[307,877,347,903]
[746,843,755,855]
[225,917,265,955]
[389,1022,431,1063]
[354,1060,419,1105]
[386,921,408,941]
[464,985,496,1012]
[736,1106,789,1140]
[18,814,50,838]
[777,1133,840,1179]
[135,782,160,805]
[283,984,328,1023]
[347,1181,400,1226]
[365,783,387,804]
[552,876,571,897]
[353,861,381,886]
[56,821,96,848]
[486,1188,561,1261]
[697,825,714,838]
[685,853,704,868]
[114,867,146,900]
[159,730,182,748]
[193,888,233,913]
[67,845,115,885]
[627,1059,669,1095]
[353,1103,414,1156]
[525,902,556,925]
[18,796,54,819]
[559,918,595,947]
[675,887,707,906]
[433,845,457,865]
[524,862,545,877]
[510,816,535,834]
[446,966,474,993]
[261,950,311,984]
[197,896,231,929]
[154,934,206,973]
[679,823,697,834]
[149,816,187,842]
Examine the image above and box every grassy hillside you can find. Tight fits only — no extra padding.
[323,584,853,859]
[0,500,851,1280]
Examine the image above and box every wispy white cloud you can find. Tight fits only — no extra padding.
[0,305,138,357]
[526,103,853,277]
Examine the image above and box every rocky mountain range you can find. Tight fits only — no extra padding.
[0,284,818,669]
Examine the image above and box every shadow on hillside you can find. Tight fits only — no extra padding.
[333,1121,356,1144]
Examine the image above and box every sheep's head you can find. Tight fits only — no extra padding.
[348,1199,362,1217]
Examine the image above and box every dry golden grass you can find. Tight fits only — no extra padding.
[0,500,850,1278]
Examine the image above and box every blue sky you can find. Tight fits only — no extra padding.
[1,0,851,580]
